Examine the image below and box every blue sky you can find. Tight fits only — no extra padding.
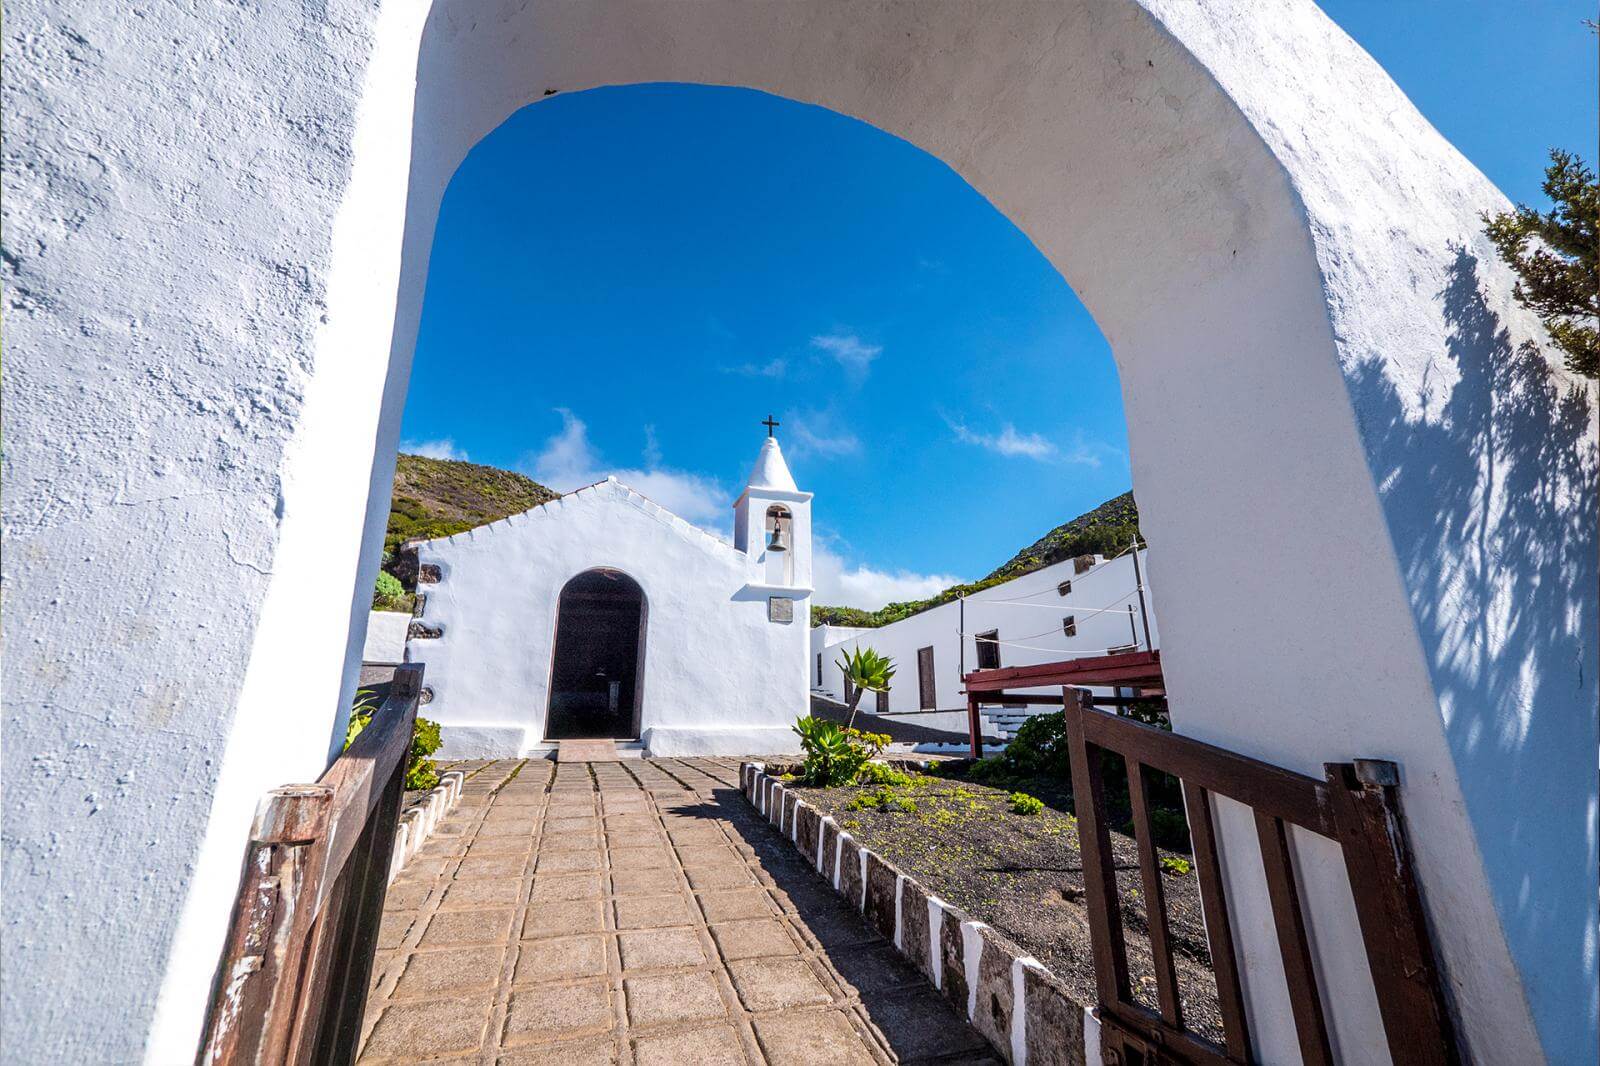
[401,3,1596,608]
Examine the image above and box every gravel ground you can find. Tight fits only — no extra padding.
[785,768,1226,1044]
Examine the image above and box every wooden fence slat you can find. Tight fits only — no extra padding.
[1128,760,1183,1029]
[1180,781,1251,1062]
[1064,689,1129,1005]
[1253,811,1333,1066]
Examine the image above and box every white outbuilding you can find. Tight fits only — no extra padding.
[405,432,813,757]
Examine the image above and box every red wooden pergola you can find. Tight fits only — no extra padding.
[962,648,1165,758]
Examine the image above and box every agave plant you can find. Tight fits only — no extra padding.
[835,646,896,730]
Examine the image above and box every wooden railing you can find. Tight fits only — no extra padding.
[1061,690,1460,1065]
[197,664,423,1065]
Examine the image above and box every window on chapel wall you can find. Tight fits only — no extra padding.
[975,630,1001,670]
[1062,616,1077,638]
[876,687,889,714]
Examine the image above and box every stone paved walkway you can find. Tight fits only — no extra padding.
[360,757,999,1065]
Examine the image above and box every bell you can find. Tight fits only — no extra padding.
[766,517,789,553]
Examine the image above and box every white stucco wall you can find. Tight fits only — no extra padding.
[5,2,1592,1062]
[409,478,809,758]
[818,553,1159,713]
[362,609,411,664]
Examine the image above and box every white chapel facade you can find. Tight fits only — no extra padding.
[405,432,812,757]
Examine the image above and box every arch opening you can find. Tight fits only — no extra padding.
[545,568,648,740]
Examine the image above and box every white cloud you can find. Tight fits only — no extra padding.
[523,409,730,530]
[811,333,881,378]
[400,438,469,462]
[721,358,787,379]
[812,542,963,610]
[947,418,1059,461]
[784,409,861,458]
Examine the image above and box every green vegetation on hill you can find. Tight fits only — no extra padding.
[811,491,1143,629]
[384,453,558,562]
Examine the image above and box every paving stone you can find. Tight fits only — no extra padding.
[440,877,524,909]
[498,1038,620,1065]
[610,867,678,897]
[752,1010,876,1066]
[861,987,991,1061]
[710,918,798,960]
[540,830,603,852]
[607,845,672,870]
[546,816,600,834]
[667,823,728,845]
[384,880,433,912]
[675,844,746,869]
[614,893,695,930]
[469,834,535,856]
[514,935,608,983]
[362,997,491,1060]
[393,946,506,998]
[523,897,606,939]
[606,829,668,849]
[393,856,451,884]
[623,970,727,1027]
[727,958,833,1013]
[531,872,604,902]
[631,1025,747,1066]
[617,927,708,971]
[830,942,925,997]
[458,853,530,879]
[503,981,615,1046]
[420,908,515,947]
[686,864,758,891]
[377,911,417,951]
[478,819,539,838]
[696,889,774,923]
[536,849,603,873]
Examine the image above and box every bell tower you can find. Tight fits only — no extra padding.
[734,417,812,595]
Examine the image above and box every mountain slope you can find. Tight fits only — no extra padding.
[384,453,559,560]
[811,491,1142,628]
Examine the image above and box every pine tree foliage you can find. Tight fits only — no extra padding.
[1483,149,1599,380]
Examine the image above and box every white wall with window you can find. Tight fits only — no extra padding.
[813,548,1157,714]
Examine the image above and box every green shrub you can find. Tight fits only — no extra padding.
[1003,711,1071,778]
[1009,791,1044,815]
[792,716,889,786]
[372,570,415,612]
[966,757,1015,786]
[1159,855,1193,876]
[345,688,443,792]
[856,762,913,788]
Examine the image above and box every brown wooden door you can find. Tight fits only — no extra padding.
[917,646,936,709]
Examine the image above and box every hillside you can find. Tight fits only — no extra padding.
[811,491,1142,629]
[384,453,559,564]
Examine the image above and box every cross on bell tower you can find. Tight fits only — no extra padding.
[761,414,779,437]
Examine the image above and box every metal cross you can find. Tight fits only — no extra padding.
[761,414,780,437]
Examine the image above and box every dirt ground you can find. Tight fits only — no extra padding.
[785,767,1226,1044]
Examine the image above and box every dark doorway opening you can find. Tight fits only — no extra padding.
[546,569,647,740]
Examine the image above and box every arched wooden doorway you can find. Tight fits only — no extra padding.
[544,568,647,740]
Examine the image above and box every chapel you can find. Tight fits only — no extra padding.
[405,430,813,757]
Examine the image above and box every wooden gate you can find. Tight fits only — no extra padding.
[1061,689,1459,1065]
[197,664,423,1065]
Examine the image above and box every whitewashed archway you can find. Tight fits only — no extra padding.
[4,2,1592,1062]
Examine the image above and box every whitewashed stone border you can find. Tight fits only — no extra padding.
[742,762,1101,1065]
[387,769,466,885]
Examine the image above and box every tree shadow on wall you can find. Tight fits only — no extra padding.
[1346,247,1597,1052]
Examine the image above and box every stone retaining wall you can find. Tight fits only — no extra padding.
[740,762,1101,1065]
[386,769,466,885]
